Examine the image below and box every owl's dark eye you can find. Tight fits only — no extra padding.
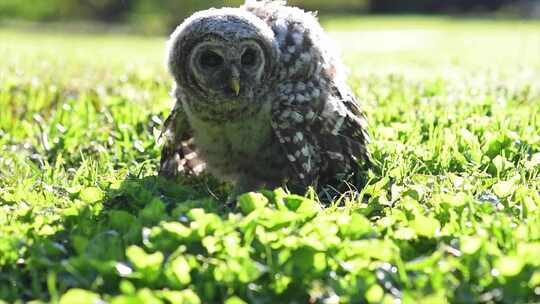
[241,48,257,66]
[200,51,223,68]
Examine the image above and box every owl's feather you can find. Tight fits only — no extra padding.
[159,102,206,178]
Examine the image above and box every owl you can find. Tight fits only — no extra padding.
[159,1,370,200]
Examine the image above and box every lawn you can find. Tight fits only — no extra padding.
[1,16,540,303]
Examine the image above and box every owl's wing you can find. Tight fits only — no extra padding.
[330,85,371,168]
[271,83,371,191]
[159,101,206,178]
[246,1,370,190]
[320,86,371,190]
[270,89,323,189]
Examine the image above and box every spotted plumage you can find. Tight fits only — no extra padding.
[160,1,370,199]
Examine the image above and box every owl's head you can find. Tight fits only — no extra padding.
[168,8,278,113]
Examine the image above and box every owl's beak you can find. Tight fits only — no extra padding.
[231,78,241,96]
[230,66,241,96]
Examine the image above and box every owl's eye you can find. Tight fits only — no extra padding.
[200,51,223,68]
[241,48,257,66]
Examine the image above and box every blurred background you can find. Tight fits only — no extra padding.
[0,0,539,34]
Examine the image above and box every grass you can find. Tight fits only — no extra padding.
[1,16,540,303]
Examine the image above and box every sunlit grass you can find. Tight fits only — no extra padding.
[0,16,539,303]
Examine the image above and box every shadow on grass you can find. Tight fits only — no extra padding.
[0,174,227,302]
[1,165,376,301]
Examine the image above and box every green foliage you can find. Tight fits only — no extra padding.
[1,16,540,303]
[0,0,136,22]
[288,0,368,12]
[0,0,64,21]
[129,0,244,34]
[0,0,367,26]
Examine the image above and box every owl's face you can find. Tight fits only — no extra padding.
[189,39,266,98]
[168,9,278,119]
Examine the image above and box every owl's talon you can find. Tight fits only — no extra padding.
[224,195,238,210]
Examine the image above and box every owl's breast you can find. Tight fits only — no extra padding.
[186,101,287,184]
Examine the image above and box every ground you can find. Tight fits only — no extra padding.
[0,16,539,303]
